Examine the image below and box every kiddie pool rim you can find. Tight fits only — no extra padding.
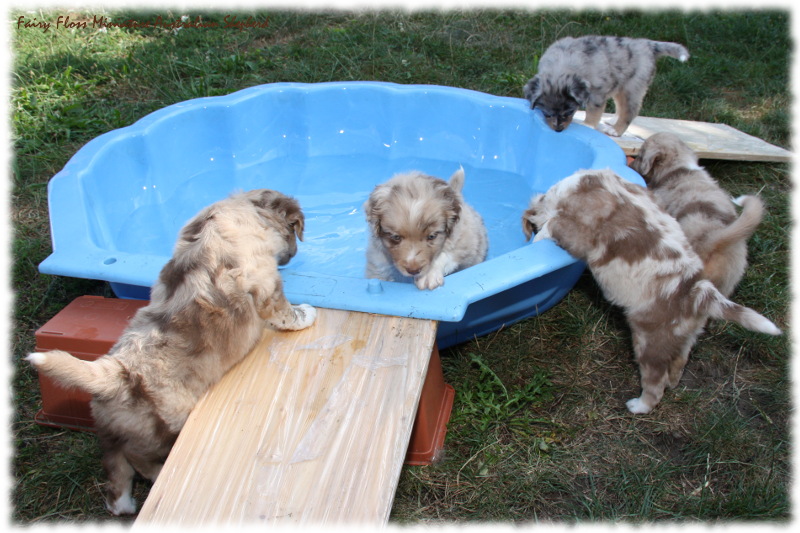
[38,81,644,328]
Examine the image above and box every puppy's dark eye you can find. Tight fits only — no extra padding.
[426,232,439,241]
[389,234,402,243]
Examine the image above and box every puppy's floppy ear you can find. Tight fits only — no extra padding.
[567,76,590,105]
[284,203,305,241]
[633,144,663,180]
[252,191,305,241]
[522,211,537,241]
[521,194,545,241]
[364,184,391,233]
[523,76,541,108]
[434,180,461,235]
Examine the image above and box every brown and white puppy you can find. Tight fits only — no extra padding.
[522,169,780,414]
[523,35,689,136]
[630,132,764,297]
[364,168,488,290]
[27,189,316,515]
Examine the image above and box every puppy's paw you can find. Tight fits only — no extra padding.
[106,494,137,515]
[625,397,653,415]
[415,270,444,290]
[597,122,620,137]
[293,303,317,329]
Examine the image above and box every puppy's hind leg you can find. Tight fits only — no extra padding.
[625,326,674,414]
[627,359,670,415]
[102,448,137,515]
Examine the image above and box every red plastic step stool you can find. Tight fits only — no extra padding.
[32,296,454,464]
[32,296,150,431]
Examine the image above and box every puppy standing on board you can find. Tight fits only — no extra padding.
[523,35,689,137]
[27,189,317,515]
[630,132,764,297]
[364,167,489,290]
[522,169,780,414]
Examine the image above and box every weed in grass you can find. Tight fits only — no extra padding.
[451,352,554,443]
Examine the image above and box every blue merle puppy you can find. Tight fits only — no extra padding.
[523,35,689,136]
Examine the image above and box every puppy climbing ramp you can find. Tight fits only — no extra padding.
[573,112,792,162]
[134,308,438,526]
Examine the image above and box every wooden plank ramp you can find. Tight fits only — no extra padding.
[134,308,437,526]
[573,112,792,162]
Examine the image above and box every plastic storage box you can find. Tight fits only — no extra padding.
[32,296,149,430]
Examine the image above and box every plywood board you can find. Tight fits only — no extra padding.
[573,112,792,162]
[134,308,437,526]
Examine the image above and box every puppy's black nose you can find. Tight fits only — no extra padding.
[406,268,422,276]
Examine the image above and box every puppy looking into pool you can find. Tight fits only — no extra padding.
[27,189,317,515]
[364,168,488,290]
[523,35,689,136]
[522,169,780,414]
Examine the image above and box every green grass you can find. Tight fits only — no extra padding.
[9,8,790,524]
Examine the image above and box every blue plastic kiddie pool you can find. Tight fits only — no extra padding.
[39,82,643,348]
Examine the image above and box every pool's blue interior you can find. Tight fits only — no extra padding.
[41,82,643,347]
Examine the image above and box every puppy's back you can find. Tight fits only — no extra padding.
[541,35,688,71]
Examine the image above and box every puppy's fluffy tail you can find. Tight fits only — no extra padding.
[704,194,763,264]
[652,40,690,62]
[26,350,123,399]
[694,280,782,336]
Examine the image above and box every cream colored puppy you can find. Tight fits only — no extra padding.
[364,168,488,290]
[27,189,316,515]
[522,169,780,414]
[631,132,764,297]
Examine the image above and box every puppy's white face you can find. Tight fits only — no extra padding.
[365,172,460,279]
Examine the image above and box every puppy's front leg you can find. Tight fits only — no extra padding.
[583,103,606,129]
[260,290,317,331]
[602,92,634,137]
[415,267,445,290]
[241,272,316,331]
[415,252,459,290]
[531,221,552,242]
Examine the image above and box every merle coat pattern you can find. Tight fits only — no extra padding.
[630,132,764,297]
[522,169,780,414]
[27,189,317,514]
[524,35,689,136]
